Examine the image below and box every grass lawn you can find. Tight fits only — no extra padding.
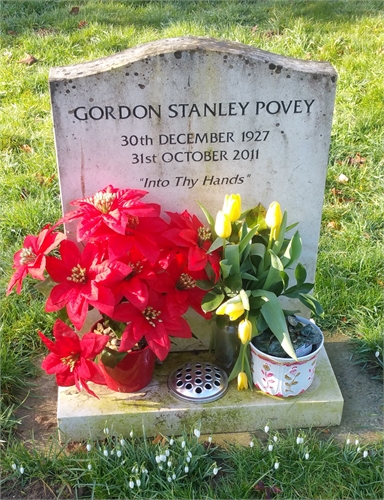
[0,0,383,498]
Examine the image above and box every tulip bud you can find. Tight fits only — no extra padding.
[238,319,252,344]
[223,194,241,222]
[265,201,283,239]
[215,210,232,238]
[237,371,248,390]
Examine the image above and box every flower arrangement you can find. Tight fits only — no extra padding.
[198,194,324,390]
[7,185,220,397]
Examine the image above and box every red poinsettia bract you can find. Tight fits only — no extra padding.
[113,290,192,361]
[60,185,161,242]
[39,319,109,398]
[45,240,130,330]
[6,226,65,295]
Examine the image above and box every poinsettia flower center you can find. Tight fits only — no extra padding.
[127,215,139,230]
[60,353,80,371]
[67,263,87,284]
[197,226,211,244]
[90,191,117,213]
[19,247,36,265]
[142,306,162,327]
[127,260,144,275]
[176,273,196,290]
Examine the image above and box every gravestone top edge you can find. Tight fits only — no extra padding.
[49,36,337,81]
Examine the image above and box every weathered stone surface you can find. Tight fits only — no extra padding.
[57,347,343,441]
[49,37,337,350]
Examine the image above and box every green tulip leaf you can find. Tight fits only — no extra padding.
[225,244,240,274]
[208,236,225,254]
[295,262,307,286]
[100,348,128,368]
[197,200,215,228]
[263,250,284,290]
[201,289,225,312]
[220,260,232,279]
[195,279,214,291]
[298,293,324,317]
[272,211,288,255]
[281,231,302,267]
[224,274,243,292]
[239,225,259,254]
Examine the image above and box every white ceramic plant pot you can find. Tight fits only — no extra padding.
[249,317,324,397]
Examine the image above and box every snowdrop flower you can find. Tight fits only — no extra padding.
[375,350,380,358]
[213,467,219,475]
[167,460,172,468]
[120,439,126,446]
[194,428,201,438]
[250,441,254,448]
[346,438,351,445]
[357,447,361,453]
[11,463,17,470]
[155,455,161,464]
[103,449,109,457]
[268,444,274,452]
[273,435,278,443]
[181,440,186,448]
[167,476,172,482]
[158,465,163,470]
[363,450,368,458]
[19,466,25,474]
[172,473,176,480]
[184,465,189,473]
[160,454,167,462]
[110,450,114,456]
[208,436,213,443]
[296,437,304,445]
[355,439,359,446]
[136,479,141,487]
[103,427,109,435]
[117,450,122,458]
[86,443,92,452]
[87,463,92,470]
[165,449,170,457]
[129,430,134,438]
[169,438,174,446]
[129,480,135,489]
[264,425,270,433]
[186,456,191,463]
[305,453,310,460]
[132,466,139,474]
[274,462,280,470]
[187,451,192,458]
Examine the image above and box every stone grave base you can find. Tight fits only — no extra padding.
[57,348,343,441]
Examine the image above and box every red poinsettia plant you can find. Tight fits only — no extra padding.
[7,185,219,397]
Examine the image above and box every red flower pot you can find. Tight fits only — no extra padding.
[99,346,156,393]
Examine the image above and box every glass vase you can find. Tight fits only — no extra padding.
[213,316,241,373]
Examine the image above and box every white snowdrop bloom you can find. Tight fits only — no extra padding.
[186,456,191,463]
[194,429,201,438]
[133,467,139,474]
[181,440,186,448]
[87,463,92,470]
[155,455,161,464]
[249,441,254,448]
[305,453,310,460]
[213,467,219,475]
[165,449,170,457]
[375,350,380,358]
[143,468,148,474]
[103,449,109,457]
[184,465,189,473]
[357,447,361,453]
[120,439,126,446]
[274,462,280,470]
[103,427,109,435]
[11,463,17,470]
[208,436,213,443]
[136,479,141,487]
[110,450,114,456]
[167,476,172,482]
[264,425,270,433]
[129,480,135,489]
[130,430,134,438]
[160,454,167,462]
[355,439,359,446]
[86,443,92,452]
[169,438,174,446]
[363,450,369,458]
[167,460,172,468]
[117,450,122,458]
[273,435,278,443]
[19,466,25,474]
[268,444,273,452]
[187,451,192,458]
[346,438,351,445]
[158,465,163,470]
[172,473,176,480]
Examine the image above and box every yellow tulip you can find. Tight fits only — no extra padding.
[237,371,248,390]
[216,300,245,321]
[265,201,283,239]
[215,210,232,239]
[238,319,252,344]
[223,194,241,222]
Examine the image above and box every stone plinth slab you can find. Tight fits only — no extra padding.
[57,348,343,441]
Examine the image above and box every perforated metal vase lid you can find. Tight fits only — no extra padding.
[168,361,228,403]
